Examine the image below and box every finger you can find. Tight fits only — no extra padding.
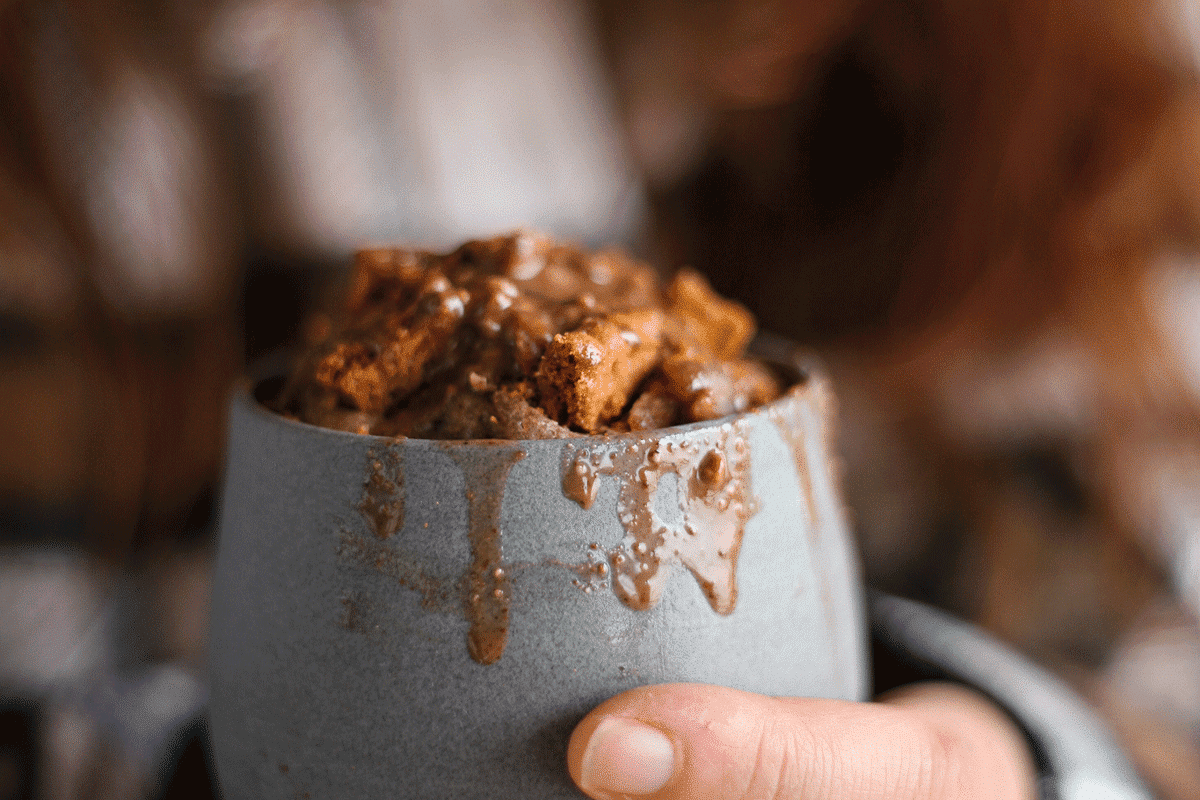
[879,683,1038,798]
[567,681,1037,800]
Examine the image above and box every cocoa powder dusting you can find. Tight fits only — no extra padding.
[445,445,527,665]
[561,425,756,614]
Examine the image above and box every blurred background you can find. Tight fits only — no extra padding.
[2,0,1200,797]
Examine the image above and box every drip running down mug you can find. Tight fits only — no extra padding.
[208,354,868,799]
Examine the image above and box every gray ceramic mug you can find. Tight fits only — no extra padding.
[208,355,868,799]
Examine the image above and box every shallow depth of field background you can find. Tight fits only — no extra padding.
[2,1,1200,798]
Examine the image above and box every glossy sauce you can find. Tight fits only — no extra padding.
[561,422,756,615]
[445,445,527,665]
[358,447,405,539]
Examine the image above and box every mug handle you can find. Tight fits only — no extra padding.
[869,591,1156,800]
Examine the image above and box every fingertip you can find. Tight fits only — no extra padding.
[568,684,779,799]
[566,705,601,790]
[568,686,681,798]
[572,716,676,798]
[567,687,644,786]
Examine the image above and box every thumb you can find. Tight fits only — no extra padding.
[566,682,1037,800]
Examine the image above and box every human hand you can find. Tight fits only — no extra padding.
[568,681,1037,800]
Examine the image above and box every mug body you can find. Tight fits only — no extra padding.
[208,370,867,799]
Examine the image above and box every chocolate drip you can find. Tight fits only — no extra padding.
[359,448,405,539]
[561,425,756,615]
[768,385,843,660]
[446,445,527,665]
[336,529,457,614]
[767,397,818,536]
[561,449,605,509]
[768,383,840,538]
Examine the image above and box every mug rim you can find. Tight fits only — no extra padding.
[236,336,826,447]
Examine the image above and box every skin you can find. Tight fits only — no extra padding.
[568,681,1038,800]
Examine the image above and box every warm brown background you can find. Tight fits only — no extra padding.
[2,1,1199,797]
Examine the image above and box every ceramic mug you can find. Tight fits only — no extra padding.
[207,354,867,799]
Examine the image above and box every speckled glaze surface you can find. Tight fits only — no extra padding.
[208,364,868,800]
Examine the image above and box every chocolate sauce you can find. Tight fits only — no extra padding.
[277,232,780,439]
[767,383,844,659]
[545,550,612,595]
[561,450,605,510]
[337,447,464,614]
[336,529,458,613]
[339,594,363,631]
[767,382,840,538]
[358,448,404,539]
[445,445,527,665]
[297,233,796,664]
[561,424,756,615]
[767,394,819,536]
